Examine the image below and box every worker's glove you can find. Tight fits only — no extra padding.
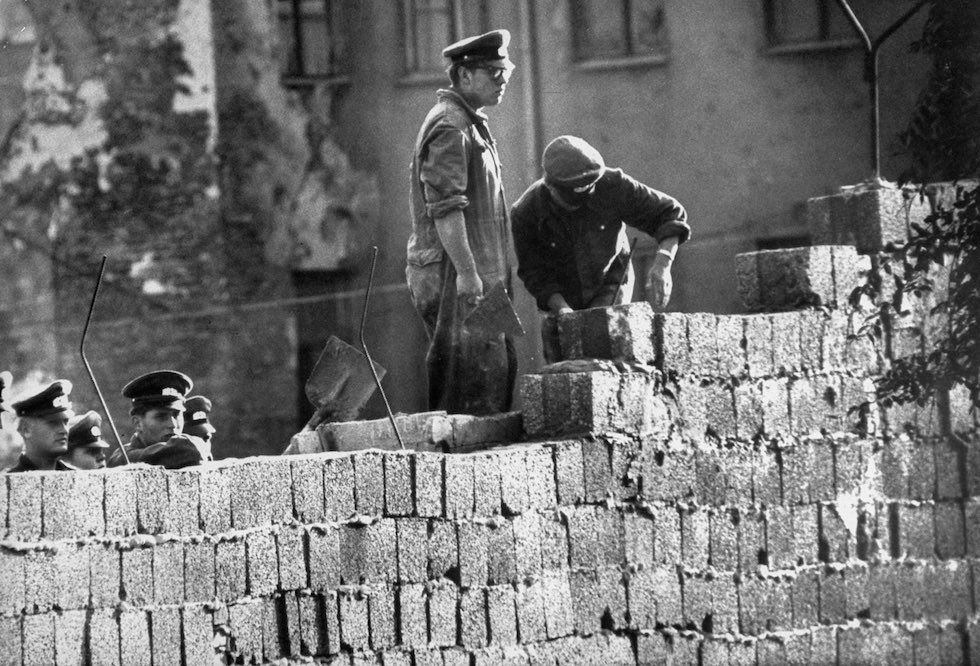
[645,255,673,310]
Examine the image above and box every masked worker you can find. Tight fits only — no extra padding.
[181,394,215,461]
[57,410,110,470]
[6,380,74,472]
[511,135,690,362]
[107,370,205,469]
[406,29,518,415]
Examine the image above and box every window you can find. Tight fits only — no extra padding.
[0,0,35,45]
[401,0,489,78]
[277,0,348,83]
[570,0,668,64]
[763,0,873,51]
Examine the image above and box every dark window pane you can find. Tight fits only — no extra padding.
[770,0,822,43]
[630,0,668,54]
[300,0,332,75]
[278,1,301,76]
[571,0,627,61]
[410,0,453,73]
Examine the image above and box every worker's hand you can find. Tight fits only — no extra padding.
[646,256,673,310]
[456,270,484,306]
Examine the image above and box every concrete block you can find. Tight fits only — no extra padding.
[760,377,791,437]
[966,500,980,557]
[934,441,963,500]
[808,184,930,252]
[539,571,573,640]
[896,502,936,558]
[734,380,765,440]
[352,450,385,516]
[580,437,612,503]
[798,309,825,371]
[398,584,427,649]
[53,609,86,666]
[118,610,151,666]
[0,549,26,616]
[780,440,812,505]
[152,541,185,605]
[819,503,852,562]
[756,246,836,310]
[324,454,357,521]
[818,567,846,624]
[450,411,522,452]
[512,513,543,579]
[42,471,104,539]
[810,437,836,502]
[103,469,138,536]
[792,568,820,628]
[183,539,215,603]
[149,608,181,666]
[133,468,168,534]
[716,314,747,377]
[652,312,691,374]
[444,454,475,519]
[87,609,120,666]
[766,505,795,570]
[499,448,531,514]
[688,312,719,376]
[51,544,88,612]
[246,530,278,596]
[569,570,603,635]
[413,451,443,518]
[215,538,247,602]
[86,542,119,610]
[426,581,459,647]
[368,585,397,651]
[198,464,231,533]
[319,411,451,452]
[738,507,766,571]
[383,451,415,516]
[838,622,914,666]
[518,374,545,437]
[908,441,938,500]
[427,519,459,581]
[277,525,307,590]
[934,501,966,559]
[652,504,681,565]
[552,440,585,505]
[525,446,557,510]
[744,314,774,378]
[164,470,200,534]
[642,444,696,503]
[296,594,328,656]
[458,521,490,587]
[623,511,654,569]
[680,506,709,569]
[793,504,820,565]
[924,560,973,619]
[7,473,42,541]
[291,455,326,523]
[751,447,781,506]
[567,505,602,570]
[395,518,427,584]
[308,524,341,590]
[459,588,487,648]
[472,451,502,516]
[913,624,966,666]
[341,519,397,584]
[21,613,55,665]
[485,585,517,646]
[121,546,154,607]
[843,563,870,619]
[232,461,278,528]
[867,564,896,620]
[682,572,712,630]
[337,590,370,651]
[228,601,263,662]
[771,312,803,375]
[539,512,569,571]
[487,521,517,585]
[703,382,737,440]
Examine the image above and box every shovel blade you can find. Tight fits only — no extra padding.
[464,282,525,337]
[305,335,386,421]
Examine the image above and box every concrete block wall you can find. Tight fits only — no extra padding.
[2,431,978,665]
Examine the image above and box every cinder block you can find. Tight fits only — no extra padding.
[525,446,557,510]
[499,448,531,515]
[426,581,459,647]
[341,519,397,584]
[324,454,356,521]
[736,253,761,311]
[838,622,914,666]
[152,541,185,605]
[228,600,263,662]
[307,525,341,591]
[771,312,802,373]
[895,562,929,621]
[623,511,654,569]
[486,585,517,646]
[744,315,774,378]
[277,525,307,590]
[450,411,522,452]
[134,468,168,534]
[923,560,972,619]
[569,570,604,635]
[51,544,88,612]
[652,504,681,565]
[760,378,791,437]
[459,588,487,648]
[580,437,612,503]
[164,470,200,534]
[42,471,104,539]
[934,501,966,559]
[799,309,825,371]
[296,594,328,657]
[819,503,852,562]
[395,518,427,583]
[427,520,459,581]
[87,608,120,666]
[0,616,20,666]
[246,531,278,596]
[908,441,938,501]
[198,464,231,533]
[471,451,502,516]
[120,546,154,607]
[413,452,443,518]
[653,312,690,373]
[104,470,138,536]
[682,572,711,630]
[54,609,86,666]
[809,437,836,502]
[337,590,370,651]
[807,184,929,252]
[818,567,846,624]
[751,448,781,506]
[183,540,215,603]
[86,542,119,610]
[895,502,936,559]
[843,563,870,619]
[118,610,151,666]
[766,506,794,570]
[567,505,603,570]
[966,500,980,557]
[780,441,812,505]
[215,538,247,602]
[398,584,426,649]
[290,455,326,523]
[22,613,55,665]
[352,450,385,516]
[913,624,966,666]
[319,411,451,452]
[149,608,181,666]
[487,521,517,585]
[7,473,42,541]
[934,441,963,500]
[792,568,820,628]
[538,571,573,640]
[0,549,26,616]
[539,512,569,570]
[458,521,490,587]
[735,380,765,440]
[368,585,397,651]
[444,454,475,519]
[383,452,414,516]
[867,563,896,620]
[552,440,585,505]
[793,504,820,565]
[738,507,766,571]
[512,513,543,579]
[680,507,709,569]
[688,312,719,376]
[716,314,746,377]
[754,246,836,310]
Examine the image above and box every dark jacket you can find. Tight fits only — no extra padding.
[511,168,689,311]
[107,431,205,469]
[5,454,41,473]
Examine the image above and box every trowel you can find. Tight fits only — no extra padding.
[301,335,387,431]
[464,282,525,337]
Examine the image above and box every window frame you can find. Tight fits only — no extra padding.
[278,0,350,88]
[569,0,670,72]
[761,0,862,55]
[398,0,490,85]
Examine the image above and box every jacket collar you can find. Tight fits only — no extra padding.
[437,88,489,123]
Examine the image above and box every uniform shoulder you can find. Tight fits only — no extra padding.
[511,179,548,216]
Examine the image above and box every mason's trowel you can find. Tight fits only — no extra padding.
[464,282,525,337]
[302,335,386,431]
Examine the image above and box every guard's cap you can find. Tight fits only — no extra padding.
[183,395,215,437]
[68,410,110,450]
[443,29,514,71]
[542,135,606,189]
[12,380,74,419]
[122,370,192,413]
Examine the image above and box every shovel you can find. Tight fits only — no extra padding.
[301,335,387,431]
[464,282,525,337]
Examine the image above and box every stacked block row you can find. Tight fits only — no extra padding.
[3,429,978,664]
[805,183,930,253]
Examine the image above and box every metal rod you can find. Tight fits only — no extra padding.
[833,0,927,182]
[80,256,129,464]
[359,246,405,449]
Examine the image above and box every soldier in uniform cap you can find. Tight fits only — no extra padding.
[107,370,205,469]
[6,380,74,472]
[406,28,518,415]
[57,410,110,470]
[181,395,215,461]
[511,135,690,362]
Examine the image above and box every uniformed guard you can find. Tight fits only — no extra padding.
[57,410,110,470]
[107,370,205,469]
[6,380,74,472]
[181,394,215,461]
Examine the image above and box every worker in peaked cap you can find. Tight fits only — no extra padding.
[181,395,215,461]
[6,379,74,472]
[56,410,110,471]
[107,370,206,469]
[405,27,518,416]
